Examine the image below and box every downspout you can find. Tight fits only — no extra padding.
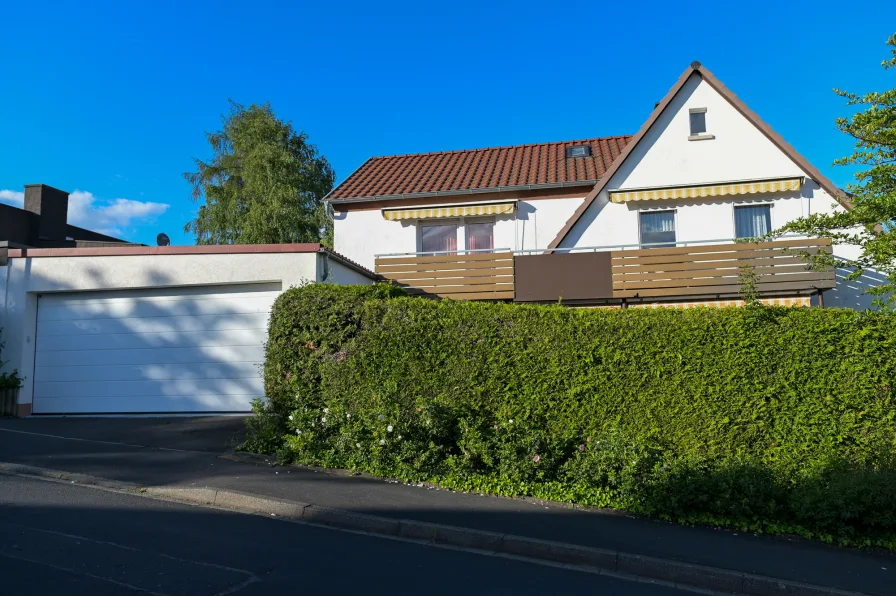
[0,242,9,331]
[317,250,331,283]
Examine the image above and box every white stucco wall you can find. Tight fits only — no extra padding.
[614,74,804,189]
[334,209,417,270]
[334,196,586,269]
[515,198,584,253]
[560,73,849,250]
[561,181,846,250]
[0,250,375,409]
[327,256,378,285]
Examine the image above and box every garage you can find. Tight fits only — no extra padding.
[1,243,377,416]
[32,283,281,414]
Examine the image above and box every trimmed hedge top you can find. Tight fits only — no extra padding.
[252,284,896,547]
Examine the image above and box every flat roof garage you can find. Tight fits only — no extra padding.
[0,244,377,416]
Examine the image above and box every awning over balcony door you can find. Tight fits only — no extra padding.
[382,200,517,221]
[609,177,803,203]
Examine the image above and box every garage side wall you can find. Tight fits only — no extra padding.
[326,256,379,285]
[4,252,322,414]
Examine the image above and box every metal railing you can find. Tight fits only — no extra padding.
[375,234,814,259]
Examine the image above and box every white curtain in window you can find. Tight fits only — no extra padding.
[735,206,771,239]
[639,211,676,248]
[641,211,675,233]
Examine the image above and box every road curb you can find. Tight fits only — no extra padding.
[0,462,869,596]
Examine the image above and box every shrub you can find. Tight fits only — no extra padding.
[241,282,406,453]
[251,286,896,546]
[0,332,24,390]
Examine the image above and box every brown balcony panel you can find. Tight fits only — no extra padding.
[376,252,514,300]
[514,252,614,302]
[611,239,835,299]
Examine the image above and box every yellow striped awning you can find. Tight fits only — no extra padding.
[609,178,802,203]
[382,202,516,221]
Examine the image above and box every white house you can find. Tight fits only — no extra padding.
[328,62,879,310]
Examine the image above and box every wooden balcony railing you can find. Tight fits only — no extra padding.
[375,251,515,300]
[376,238,836,303]
[610,238,835,299]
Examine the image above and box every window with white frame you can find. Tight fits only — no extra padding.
[639,210,676,248]
[734,205,772,239]
[688,107,713,140]
[421,223,458,255]
[466,220,494,251]
[419,219,495,254]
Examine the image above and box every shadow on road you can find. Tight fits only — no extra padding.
[1,416,895,596]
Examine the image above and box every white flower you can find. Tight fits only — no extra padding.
[346,413,351,418]
[379,439,385,445]
[356,443,361,448]
[296,430,302,435]
[387,425,393,432]
[509,419,514,424]
[321,417,327,423]
[288,415,294,421]
[398,435,403,440]
[323,407,330,414]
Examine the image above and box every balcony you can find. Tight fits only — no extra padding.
[374,237,836,305]
[375,250,515,300]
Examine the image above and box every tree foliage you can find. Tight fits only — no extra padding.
[771,35,896,307]
[184,101,336,246]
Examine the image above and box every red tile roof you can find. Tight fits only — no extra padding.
[327,136,632,201]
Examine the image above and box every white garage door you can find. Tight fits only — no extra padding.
[32,284,281,414]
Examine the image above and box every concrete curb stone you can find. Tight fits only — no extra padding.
[303,506,400,535]
[0,462,871,596]
[618,553,744,594]
[143,486,219,505]
[502,534,619,569]
[434,524,505,552]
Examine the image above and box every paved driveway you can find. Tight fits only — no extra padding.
[0,416,248,452]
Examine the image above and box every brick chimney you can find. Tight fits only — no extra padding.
[24,184,69,242]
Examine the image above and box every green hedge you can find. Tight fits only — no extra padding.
[243,283,407,453]
[249,284,896,547]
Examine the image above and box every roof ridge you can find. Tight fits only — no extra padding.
[370,135,633,160]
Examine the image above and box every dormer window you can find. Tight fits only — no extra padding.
[688,107,714,141]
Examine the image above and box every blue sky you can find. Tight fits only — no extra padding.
[2,1,894,246]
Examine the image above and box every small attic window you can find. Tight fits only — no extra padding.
[566,145,592,158]
[688,107,714,140]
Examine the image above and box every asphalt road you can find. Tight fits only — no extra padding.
[0,473,693,596]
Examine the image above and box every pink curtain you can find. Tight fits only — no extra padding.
[467,223,494,251]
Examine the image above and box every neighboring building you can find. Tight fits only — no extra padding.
[0,184,134,249]
[328,62,880,310]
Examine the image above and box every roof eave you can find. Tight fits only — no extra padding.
[328,180,599,206]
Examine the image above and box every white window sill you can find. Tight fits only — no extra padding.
[688,134,715,141]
